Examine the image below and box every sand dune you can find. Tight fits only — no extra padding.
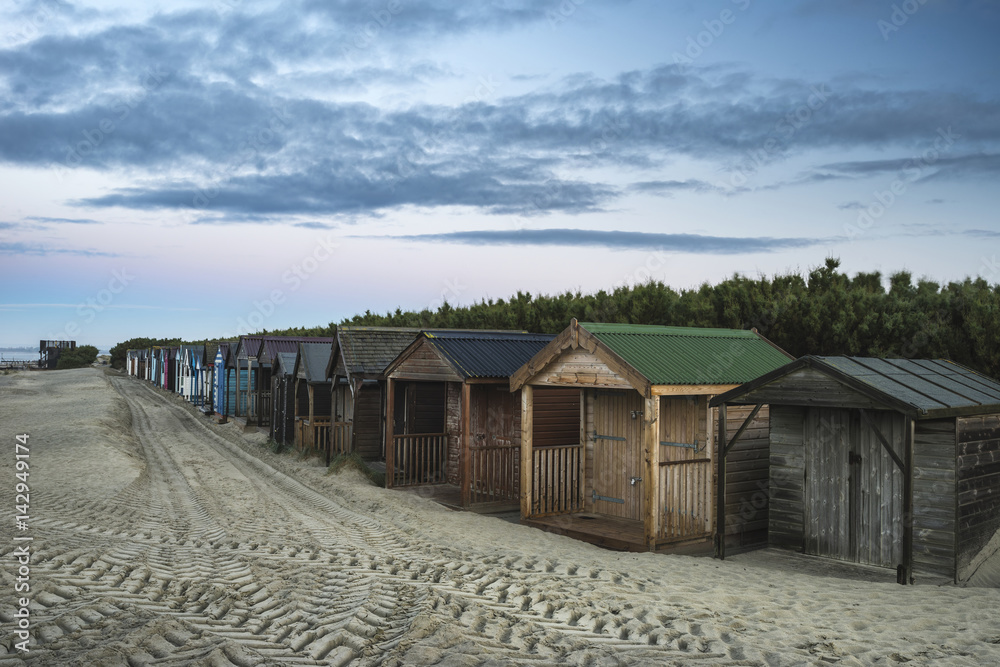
[1,368,998,665]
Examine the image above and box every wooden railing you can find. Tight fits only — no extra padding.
[392,434,447,487]
[469,439,519,505]
[331,422,352,457]
[531,445,583,516]
[296,417,331,454]
[657,458,713,541]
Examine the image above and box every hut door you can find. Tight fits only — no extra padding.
[592,391,643,521]
[804,408,903,567]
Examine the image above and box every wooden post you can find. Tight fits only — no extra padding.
[386,377,395,489]
[520,384,534,518]
[901,416,915,584]
[461,383,472,507]
[644,396,661,551]
[715,402,727,559]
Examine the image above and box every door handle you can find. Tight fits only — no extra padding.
[630,476,642,486]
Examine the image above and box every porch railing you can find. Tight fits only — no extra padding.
[469,439,519,505]
[531,444,584,516]
[392,433,447,487]
[331,422,352,458]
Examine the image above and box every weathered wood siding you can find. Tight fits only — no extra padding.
[957,414,1000,580]
[391,341,463,382]
[445,382,461,485]
[768,405,805,550]
[353,384,383,460]
[721,404,771,548]
[739,367,888,410]
[913,418,957,580]
[529,347,632,389]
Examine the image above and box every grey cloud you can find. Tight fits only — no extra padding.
[370,228,825,254]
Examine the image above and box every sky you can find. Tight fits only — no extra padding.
[1,0,998,350]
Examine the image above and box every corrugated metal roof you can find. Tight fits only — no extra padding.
[297,342,333,382]
[581,322,791,385]
[259,336,333,365]
[423,331,555,379]
[816,356,1000,414]
[337,327,421,376]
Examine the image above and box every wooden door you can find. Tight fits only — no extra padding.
[592,391,644,520]
[659,396,713,541]
[803,408,903,567]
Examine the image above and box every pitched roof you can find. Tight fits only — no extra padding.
[712,356,1000,418]
[259,336,334,365]
[273,352,298,377]
[235,336,263,358]
[295,342,333,382]
[420,330,555,379]
[204,341,220,364]
[333,327,422,379]
[580,322,792,386]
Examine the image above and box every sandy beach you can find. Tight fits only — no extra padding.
[1,367,998,666]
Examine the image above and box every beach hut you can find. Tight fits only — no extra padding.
[270,352,298,447]
[325,327,421,462]
[177,344,204,401]
[233,336,263,422]
[256,336,334,429]
[199,342,219,410]
[712,356,1000,584]
[293,342,336,459]
[384,330,554,510]
[160,347,178,392]
[509,320,791,552]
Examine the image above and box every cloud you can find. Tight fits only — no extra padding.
[627,180,722,197]
[367,228,826,254]
[0,242,119,257]
[25,216,102,225]
[820,152,1000,182]
[837,201,866,210]
[0,0,998,220]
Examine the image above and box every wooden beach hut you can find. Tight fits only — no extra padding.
[325,327,421,461]
[384,331,554,510]
[510,320,791,552]
[177,344,204,402]
[293,342,336,459]
[233,336,263,422]
[199,342,219,410]
[270,352,298,447]
[256,336,334,429]
[712,356,1000,584]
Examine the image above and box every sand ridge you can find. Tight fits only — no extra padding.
[0,368,998,665]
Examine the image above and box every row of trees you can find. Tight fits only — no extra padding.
[111,259,1000,378]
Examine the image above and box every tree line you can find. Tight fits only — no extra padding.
[111,259,1000,378]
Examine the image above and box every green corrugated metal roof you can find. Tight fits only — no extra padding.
[580,322,791,385]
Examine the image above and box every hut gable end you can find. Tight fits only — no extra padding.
[527,346,632,390]
[389,338,463,383]
[734,367,895,411]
